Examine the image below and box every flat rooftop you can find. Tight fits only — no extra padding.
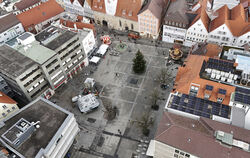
[0,98,68,158]
[35,26,77,50]
[15,41,56,65]
[0,45,36,78]
[6,32,57,65]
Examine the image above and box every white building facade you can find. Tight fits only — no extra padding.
[62,0,93,18]
[185,19,208,47]
[162,25,187,44]
[0,14,24,45]
[212,0,240,11]
[207,24,234,46]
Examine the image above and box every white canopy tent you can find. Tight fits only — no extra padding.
[90,56,100,64]
[96,44,109,56]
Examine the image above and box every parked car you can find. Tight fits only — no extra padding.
[72,95,82,103]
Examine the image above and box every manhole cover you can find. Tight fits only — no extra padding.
[87,118,96,123]
[130,78,138,84]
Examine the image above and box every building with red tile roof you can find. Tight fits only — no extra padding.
[16,0,64,33]
[185,0,210,46]
[14,0,41,14]
[138,0,169,39]
[0,91,19,120]
[61,0,94,18]
[208,3,249,46]
[90,0,143,32]
[147,112,250,158]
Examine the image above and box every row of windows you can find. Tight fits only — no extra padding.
[58,38,79,54]
[30,84,48,98]
[2,106,16,117]
[187,32,206,38]
[48,64,60,75]
[60,44,81,61]
[20,66,40,81]
[165,21,186,28]
[186,37,205,42]
[23,72,43,87]
[46,58,58,68]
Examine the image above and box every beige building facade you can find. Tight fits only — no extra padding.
[93,11,139,32]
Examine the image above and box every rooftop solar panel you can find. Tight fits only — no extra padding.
[218,89,227,95]
[206,85,213,91]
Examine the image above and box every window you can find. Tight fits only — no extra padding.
[4,33,7,36]
[131,24,134,30]
[2,105,7,109]
[12,106,16,110]
[7,109,10,113]
[2,113,6,116]
[119,20,122,27]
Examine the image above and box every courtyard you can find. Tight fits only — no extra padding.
[51,35,183,158]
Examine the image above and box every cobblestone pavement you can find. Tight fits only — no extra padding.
[51,26,188,158]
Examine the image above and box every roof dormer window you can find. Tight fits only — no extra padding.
[122,9,126,15]
[128,11,132,16]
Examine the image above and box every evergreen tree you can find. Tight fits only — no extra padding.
[133,50,146,73]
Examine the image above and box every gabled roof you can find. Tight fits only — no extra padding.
[0,13,20,33]
[155,112,250,158]
[164,0,190,25]
[14,0,40,11]
[91,0,106,13]
[174,55,235,105]
[60,19,95,33]
[115,0,142,21]
[0,92,17,104]
[189,0,210,31]
[210,4,250,36]
[138,0,168,19]
[16,0,64,28]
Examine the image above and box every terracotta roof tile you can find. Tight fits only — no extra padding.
[155,112,250,158]
[91,0,106,13]
[174,55,235,105]
[115,0,142,21]
[210,4,249,36]
[138,0,168,19]
[0,92,17,104]
[16,0,64,29]
[60,19,96,34]
[189,0,210,31]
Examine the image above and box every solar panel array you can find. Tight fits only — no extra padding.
[170,94,230,119]
[235,87,250,94]
[206,58,234,73]
[218,89,227,95]
[206,85,213,91]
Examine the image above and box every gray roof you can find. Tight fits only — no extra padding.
[35,26,77,51]
[0,14,20,33]
[0,45,36,78]
[0,98,68,158]
[164,0,194,25]
[138,0,167,19]
[15,0,40,11]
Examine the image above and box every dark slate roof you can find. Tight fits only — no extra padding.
[0,14,20,33]
[15,0,41,11]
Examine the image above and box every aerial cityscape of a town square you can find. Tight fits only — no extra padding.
[0,0,249,157]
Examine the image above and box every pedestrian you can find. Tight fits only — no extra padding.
[118,129,121,135]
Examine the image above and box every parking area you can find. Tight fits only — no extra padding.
[51,36,184,157]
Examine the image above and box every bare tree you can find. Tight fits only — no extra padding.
[157,67,172,88]
[150,88,160,110]
[133,111,154,136]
